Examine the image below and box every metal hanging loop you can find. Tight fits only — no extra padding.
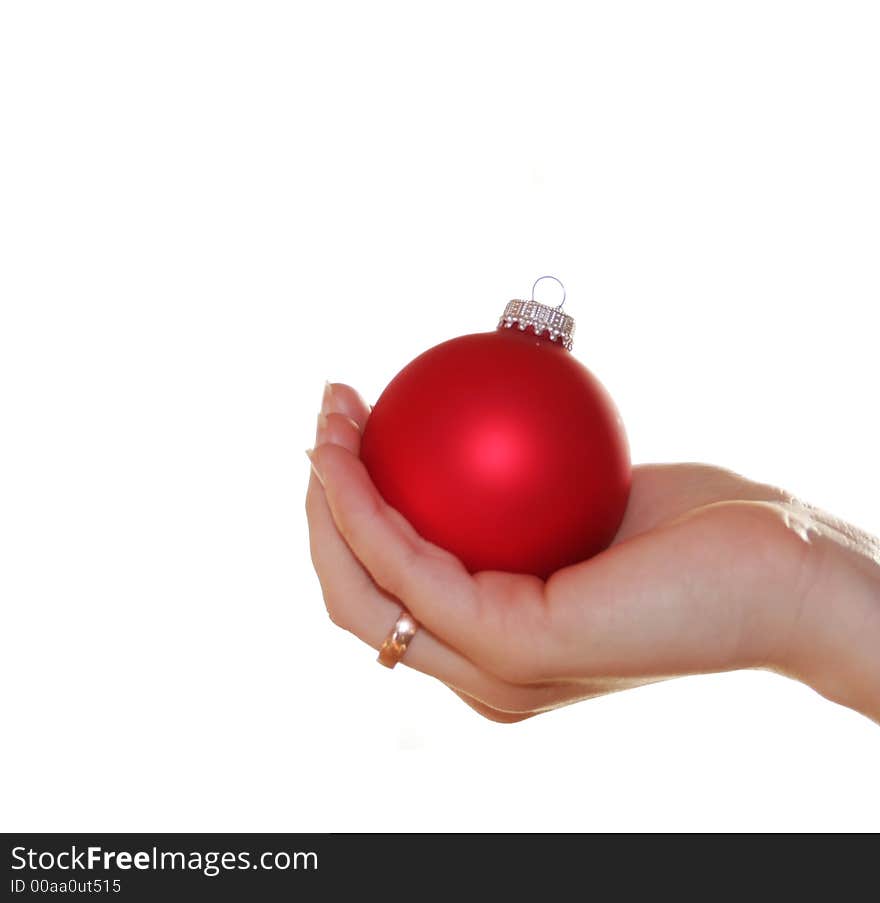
[531,275,566,310]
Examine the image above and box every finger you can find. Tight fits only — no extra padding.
[322,381,371,430]
[447,687,536,723]
[307,462,571,713]
[306,408,570,713]
[309,440,554,680]
[304,381,366,507]
[628,464,878,547]
[616,463,791,542]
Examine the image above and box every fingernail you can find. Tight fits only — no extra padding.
[305,448,324,486]
[321,381,334,416]
[315,410,329,445]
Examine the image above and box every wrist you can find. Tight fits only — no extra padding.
[784,525,880,722]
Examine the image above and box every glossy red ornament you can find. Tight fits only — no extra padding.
[360,289,631,579]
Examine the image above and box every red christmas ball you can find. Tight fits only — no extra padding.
[360,291,631,579]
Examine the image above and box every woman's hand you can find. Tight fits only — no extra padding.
[306,383,880,723]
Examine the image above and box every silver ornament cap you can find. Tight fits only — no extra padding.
[497,275,575,351]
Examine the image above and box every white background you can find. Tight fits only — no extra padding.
[1,1,878,832]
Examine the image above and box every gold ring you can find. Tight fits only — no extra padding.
[377,610,419,669]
